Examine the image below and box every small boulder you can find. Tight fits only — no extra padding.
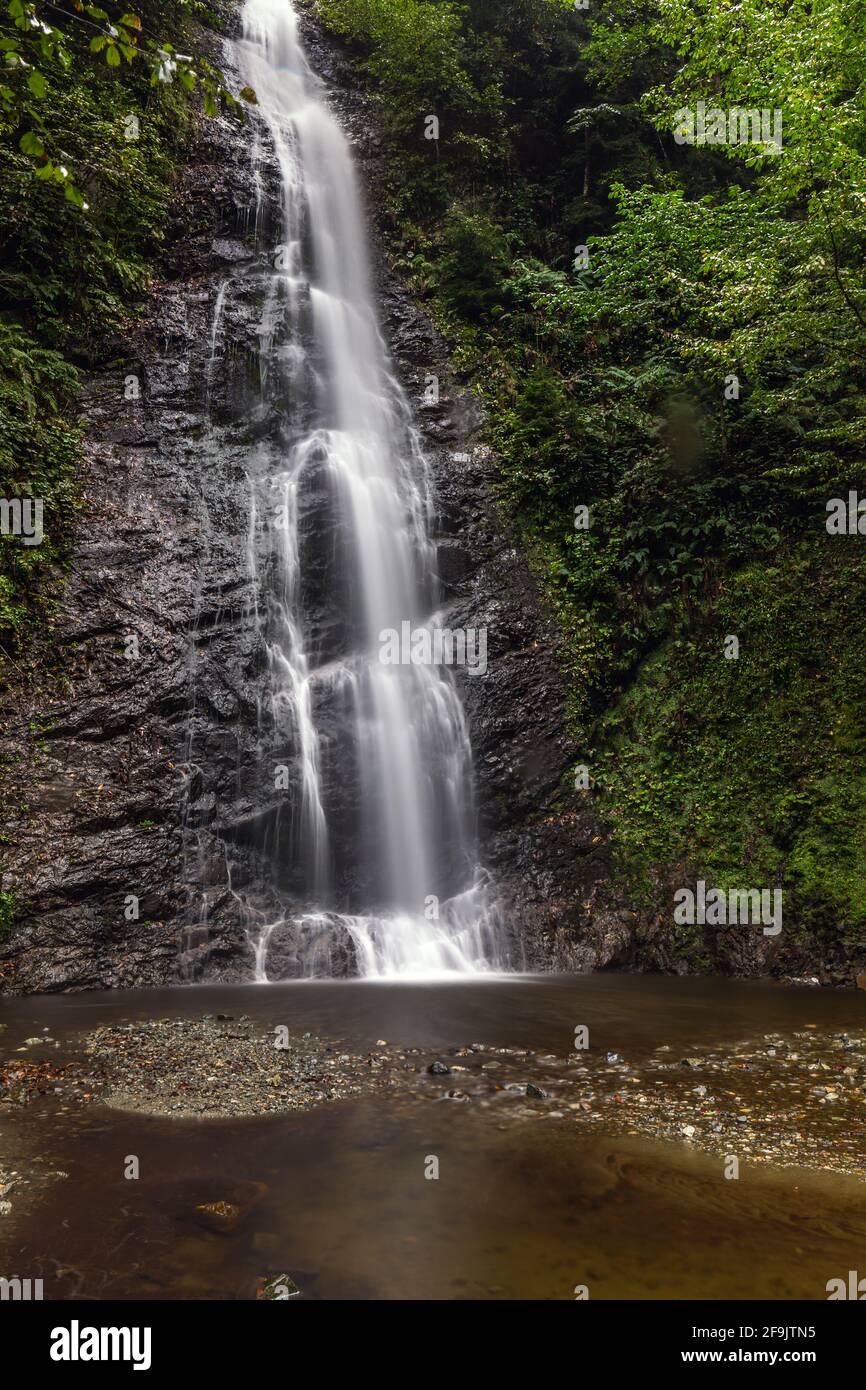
[194,1200,242,1234]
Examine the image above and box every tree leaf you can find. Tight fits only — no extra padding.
[19,130,44,156]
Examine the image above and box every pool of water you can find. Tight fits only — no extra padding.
[2,974,865,1299]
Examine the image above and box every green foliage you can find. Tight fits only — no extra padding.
[316,0,485,129]
[1,1,249,195]
[426,205,515,321]
[0,323,80,636]
[595,542,866,955]
[0,888,14,941]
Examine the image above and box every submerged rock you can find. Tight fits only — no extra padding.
[194,1201,243,1235]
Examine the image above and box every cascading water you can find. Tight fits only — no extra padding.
[194,0,502,978]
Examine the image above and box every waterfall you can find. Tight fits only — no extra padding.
[200,0,502,978]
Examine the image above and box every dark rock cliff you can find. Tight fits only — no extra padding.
[0,23,259,991]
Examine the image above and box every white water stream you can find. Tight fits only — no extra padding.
[218,0,502,977]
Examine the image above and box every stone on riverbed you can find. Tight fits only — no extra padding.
[194,1200,242,1234]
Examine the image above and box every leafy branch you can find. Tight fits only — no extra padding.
[2,0,256,203]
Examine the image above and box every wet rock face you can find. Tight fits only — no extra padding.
[0,21,265,993]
